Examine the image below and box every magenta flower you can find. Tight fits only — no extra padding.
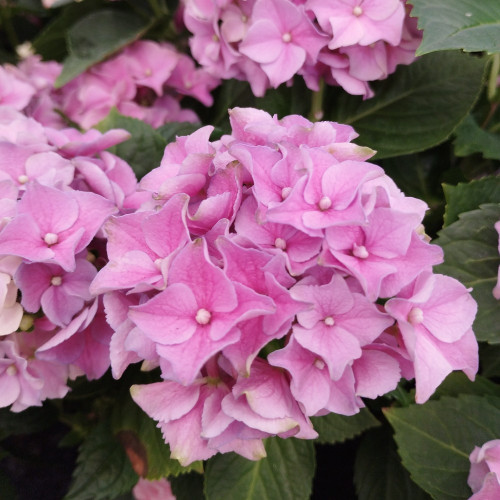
[240,0,327,87]
[385,271,478,403]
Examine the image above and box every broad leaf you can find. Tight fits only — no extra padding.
[111,395,203,480]
[478,343,500,378]
[435,203,500,343]
[430,372,500,399]
[32,0,105,62]
[384,395,500,500]
[97,109,167,179]
[171,472,205,500]
[55,10,151,87]
[65,421,138,500]
[311,408,380,445]
[354,427,431,500]
[329,51,486,159]
[453,114,500,160]
[204,438,315,500]
[409,0,500,55]
[442,177,500,226]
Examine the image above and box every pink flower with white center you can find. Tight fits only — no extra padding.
[0,182,116,272]
[234,195,323,275]
[323,207,443,300]
[268,336,363,416]
[221,358,318,439]
[307,0,405,50]
[291,273,394,380]
[90,193,190,294]
[15,257,97,327]
[129,239,275,385]
[239,0,327,87]
[385,271,478,403]
[265,148,384,235]
[468,440,500,500]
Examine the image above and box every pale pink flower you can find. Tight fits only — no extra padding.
[468,440,500,500]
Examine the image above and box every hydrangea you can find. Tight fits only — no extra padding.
[468,440,500,500]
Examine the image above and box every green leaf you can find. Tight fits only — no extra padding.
[384,394,500,500]
[479,343,500,378]
[32,0,105,62]
[65,420,138,500]
[311,408,380,445]
[354,427,431,500]
[204,438,315,500]
[434,203,500,343]
[0,404,57,440]
[111,395,203,480]
[97,108,167,179]
[171,472,205,500]
[453,114,500,160]
[430,372,500,399]
[329,51,486,159]
[55,10,151,87]
[409,0,500,55]
[156,122,203,144]
[442,177,500,226]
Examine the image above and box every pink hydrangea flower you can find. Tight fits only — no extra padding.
[468,440,500,500]
[133,477,176,500]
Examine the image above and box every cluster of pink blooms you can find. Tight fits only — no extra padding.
[81,107,477,465]
[0,70,479,459]
[0,103,148,410]
[182,0,421,98]
[1,40,219,130]
[468,440,500,499]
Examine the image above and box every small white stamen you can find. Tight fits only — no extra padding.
[408,307,424,325]
[184,80,193,89]
[318,196,332,211]
[465,12,472,17]
[44,233,58,246]
[282,32,292,43]
[353,6,363,16]
[324,316,335,326]
[352,244,369,259]
[18,174,29,184]
[154,258,163,269]
[281,186,292,200]
[314,358,325,370]
[6,365,17,376]
[241,14,248,22]
[274,238,287,250]
[51,276,62,286]
[195,308,212,325]
[144,68,152,76]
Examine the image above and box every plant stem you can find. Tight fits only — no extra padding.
[309,79,325,122]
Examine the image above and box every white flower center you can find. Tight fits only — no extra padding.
[44,232,58,246]
[51,276,62,286]
[274,238,287,250]
[144,68,152,76]
[195,308,212,325]
[6,365,17,376]
[18,174,29,184]
[324,316,335,326]
[352,244,369,259]
[318,196,332,211]
[408,307,424,325]
[282,32,292,43]
[314,358,325,370]
[281,186,292,200]
[353,6,363,16]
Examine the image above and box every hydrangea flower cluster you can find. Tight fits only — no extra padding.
[2,40,220,130]
[0,104,145,411]
[182,0,421,98]
[88,107,478,465]
[468,440,500,500]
